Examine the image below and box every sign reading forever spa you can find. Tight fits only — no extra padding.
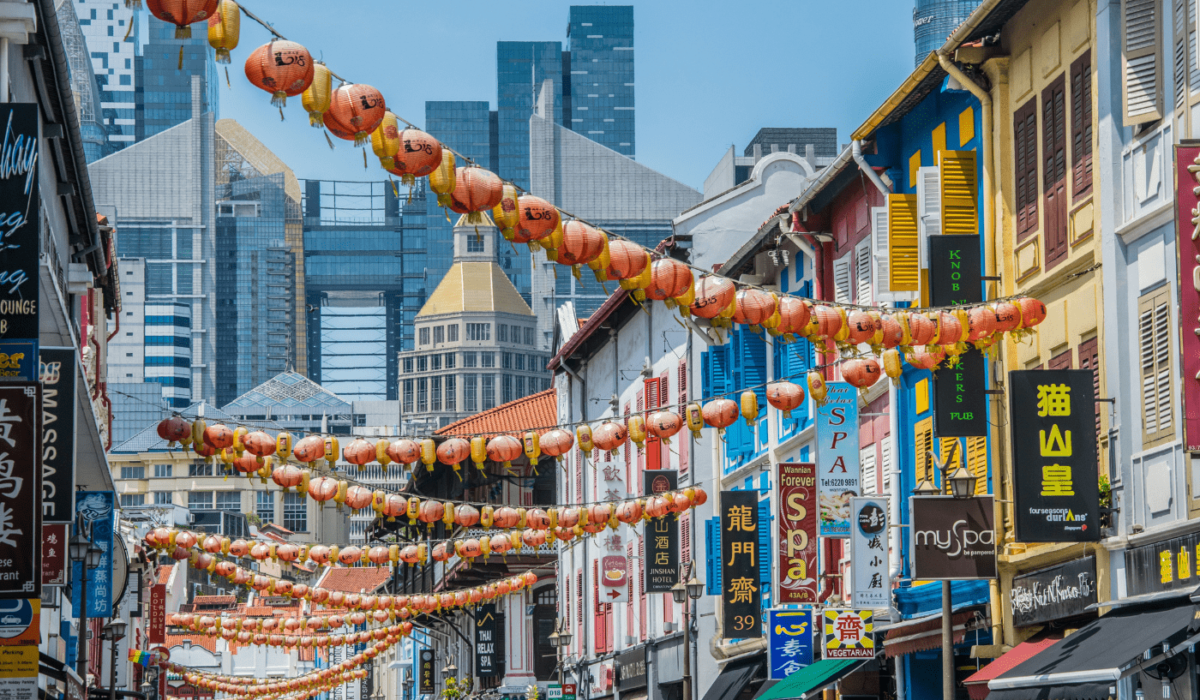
[777,462,818,603]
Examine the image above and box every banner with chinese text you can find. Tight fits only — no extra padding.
[644,470,678,593]
[1175,144,1200,451]
[71,491,115,617]
[850,497,889,608]
[768,609,813,680]
[778,462,818,603]
[721,490,762,639]
[823,610,874,659]
[0,384,39,599]
[816,382,859,538]
[418,649,435,694]
[40,523,66,587]
[1009,369,1100,542]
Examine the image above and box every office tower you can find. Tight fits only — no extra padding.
[214,124,302,407]
[497,41,564,190]
[398,219,550,431]
[913,0,982,65]
[303,180,411,401]
[564,5,634,157]
[529,80,701,342]
[76,0,138,147]
[89,81,217,403]
[55,0,113,161]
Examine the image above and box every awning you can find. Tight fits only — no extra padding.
[988,601,1198,700]
[701,654,766,700]
[884,611,978,657]
[754,659,867,700]
[963,634,1064,700]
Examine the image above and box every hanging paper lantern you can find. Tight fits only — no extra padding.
[146,0,218,39]
[324,84,387,146]
[766,382,805,418]
[244,40,314,107]
[157,416,191,444]
[308,476,338,504]
[846,310,879,345]
[646,258,693,301]
[490,506,518,529]
[777,297,812,336]
[806,305,842,352]
[420,439,437,472]
[615,501,643,524]
[385,439,421,468]
[808,370,828,406]
[342,485,372,511]
[232,454,260,474]
[733,289,774,326]
[203,424,234,449]
[387,127,443,185]
[593,421,629,454]
[878,314,904,349]
[454,504,481,528]
[272,464,303,490]
[907,312,937,346]
[242,430,275,459]
[526,508,550,529]
[690,276,736,320]
[644,497,669,519]
[370,111,402,170]
[447,167,504,225]
[741,390,759,423]
[292,436,324,464]
[341,438,374,468]
[883,348,904,384]
[436,438,470,469]
[647,411,682,443]
[966,306,997,342]
[937,311,963,345]
[555,220,606,268]
[491,184,520,239]
[1017,297,1047,328]
[601,240,643,282]
[176,531,197,549]
[509,195,559,244]
[228,539,249,558]
[992,301,1021,333]
[701,398,739,432]
[336,546,363,567]
[540,429,574,461]
[485,435,523,470]
[841,358,882,390]
[905,348,945,370]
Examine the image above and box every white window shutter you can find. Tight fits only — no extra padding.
[916,166,941,270]
[880,437,893,497]
[833,253,853,304]
[1124,0,1164,125]
[855,238,873,305]
[860,445,878,496]
[1153,301,1173,432]
[1139,303,1159,435]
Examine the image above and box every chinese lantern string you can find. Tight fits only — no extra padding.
[230,4,1036,317]
[156,640,384,684]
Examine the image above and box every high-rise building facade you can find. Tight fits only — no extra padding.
[56,0,113,161]
[497,41,563,190]
[564,5,634,157]
[912,0,982,65]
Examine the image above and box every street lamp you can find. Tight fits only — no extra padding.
[550,619,572,687]
[102,618,127,700]
[947,465,977,499]
[401,670,413,700]
[671,561,703,700]
[921,443,967,700]
[70,527,103,687]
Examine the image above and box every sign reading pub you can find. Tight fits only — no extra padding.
[1009,369,1100,542]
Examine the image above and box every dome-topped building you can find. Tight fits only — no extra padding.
[399,216,551,430]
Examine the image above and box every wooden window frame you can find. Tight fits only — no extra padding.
[1014,97,1040,240]
[1043,74,1069,270]
[1070,50,1094,201]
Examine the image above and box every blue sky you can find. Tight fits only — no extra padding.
[221,1,917,191]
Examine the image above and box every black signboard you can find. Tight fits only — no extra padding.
[928,235,982,306]
[0,383,40,597]
[644,470,678,593]
[39,348,75,524]
[910,496,996,580]
[1010,556,1096,627]
[475,603,504,678]
[615,646,647,692]
[1009,370,1100,542]
[1125,531,1200,597]
[0,104,41,342]
[418,649,435,694]
[934,349,988,437]
[721,490,762,639]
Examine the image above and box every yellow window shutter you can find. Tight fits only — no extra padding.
[966,436,988,495]
[938,151,978,235]
[914,416,933,485]
[888,194,920,292]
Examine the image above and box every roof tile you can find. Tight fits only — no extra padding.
[317,567,393,595]
[164,634,218,653]
[436,389,556,439]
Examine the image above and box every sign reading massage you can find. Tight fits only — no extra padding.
[1010,556,1096,627]
[910,496,996,580]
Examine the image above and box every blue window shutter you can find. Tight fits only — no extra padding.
[706,518,721,595]
[744,332,768,405]
[702,348,713,400]
[757,501,771,602]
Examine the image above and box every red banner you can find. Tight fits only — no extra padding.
[778,462,818,603]
[41,523,67,587]
[148,584,166,644]
[1177,144,1200,451]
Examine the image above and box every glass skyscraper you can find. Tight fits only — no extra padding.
[913,0,982,66]
[565,6,634,157]
[497,41,563,190]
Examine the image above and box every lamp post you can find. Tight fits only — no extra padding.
[69,526,103,687]
[102,618,127,700]
[549,620,572,688]
[671,561,704,700]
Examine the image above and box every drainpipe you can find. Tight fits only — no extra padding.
[851,140,891,197]
[935,50,1003,648]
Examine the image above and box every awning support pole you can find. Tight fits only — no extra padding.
[943,581,953,700]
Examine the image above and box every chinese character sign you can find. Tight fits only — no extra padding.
[850,498,889,609]
[768,609,813,680]
[816,382,859,538]
[38,348,76,524]
[0,384,40,599]
[778,462,818,604]
[418,649,435,694]
[41,523,66,588]
[1009,370,1099,542]
[1175,144,1200,452]
[721,490,762,639]
[71,491,115,617]
[823,610,874,659]
[644,470,678,593]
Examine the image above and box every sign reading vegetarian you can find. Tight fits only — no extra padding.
[816,382,859,538]
[721,490,762,639]
[822,610,874,659]
[777,462,818,603]
[644,470,678,593]
[910,496,996,579]
[1008,369,1100,542]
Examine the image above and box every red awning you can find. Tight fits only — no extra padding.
[962,633,1064,700]
[883,611,977,657]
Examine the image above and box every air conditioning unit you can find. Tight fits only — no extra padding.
[664,622,678,633]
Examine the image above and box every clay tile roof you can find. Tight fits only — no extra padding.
[157,565,173,585]
[436,388,556,439]
[242,607,276,616]
[193,595,236,605]
[318,567,393,595]
[165,634,218,653]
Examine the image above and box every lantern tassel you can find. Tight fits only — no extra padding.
[175,26,192,40]
[177,46,184,70]
[324,131,335,150]
[278,106,284,122]
[271,91,288,109]
[215,48,231,65]
[225,67,231,88]
[363,149,368,169]
[125,0,142,8]
[123,19,134,41]
[309,111,324,128]
[389,179,399,199]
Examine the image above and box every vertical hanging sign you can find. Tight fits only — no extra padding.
[39,348,76,524]
[816,381,859,538]
[474,603,504,678]
[721,490,762,639]
[0,105,41,384]
[1175,143,1200,451]
[0,383,40,599]
[850,497,889,608]
[768,609,813,680]
[71,491,115,617]
[148,584,166,645]
[777,462,818,603]
[418,649,435,694]
[644,470,678,593]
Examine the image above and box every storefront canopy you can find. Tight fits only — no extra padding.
[753,659,866,700]
[987,601,1199,700]
[963,633,1063,700]
[702,654,766,700]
